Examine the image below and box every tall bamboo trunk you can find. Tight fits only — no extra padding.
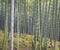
[11,0,14,50]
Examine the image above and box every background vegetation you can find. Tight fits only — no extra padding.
[0,0,60,50]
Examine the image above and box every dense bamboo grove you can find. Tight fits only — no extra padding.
[0,0,60,50]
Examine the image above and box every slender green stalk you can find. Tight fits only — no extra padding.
[5,0,9,50]
[53,0,58,50]
[58,6,60,50]
[46,0,51,49]
[1,0,3,15]
[24,0,28,33]
[32,0,37,50]
[47,0,51,48]
[39,0,42,50]
[41,0,45,48]
[44,0,48,50]
[0,0,1,15]
[16,0,20,49]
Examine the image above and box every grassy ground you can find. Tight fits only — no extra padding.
[0,30,60,50]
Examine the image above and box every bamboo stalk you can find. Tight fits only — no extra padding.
[16,0,20,49]
[53,0,58,50]
[44,0,48,50]
[11,0,14,50]
[5,0,9,50]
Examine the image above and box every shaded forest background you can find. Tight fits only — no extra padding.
[0,0,60,40]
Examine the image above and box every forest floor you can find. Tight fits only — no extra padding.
[0,30,60,50]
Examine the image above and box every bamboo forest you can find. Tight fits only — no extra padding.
[0,0,60,50]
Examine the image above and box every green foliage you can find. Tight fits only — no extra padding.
[0,30,60,50]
